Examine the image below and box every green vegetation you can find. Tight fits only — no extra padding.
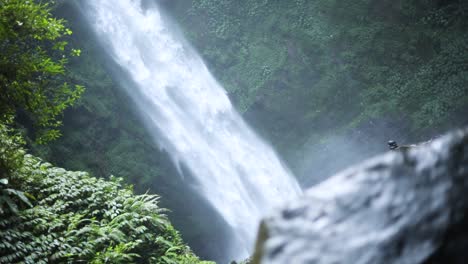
[0,0,84,143]
[174,0,468,132]
[0,124,211,264]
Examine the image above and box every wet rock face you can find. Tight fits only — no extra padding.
[254,128,468,264]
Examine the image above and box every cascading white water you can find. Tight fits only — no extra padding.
[79,0,301,259]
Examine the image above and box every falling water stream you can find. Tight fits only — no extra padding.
[79,0,302,260]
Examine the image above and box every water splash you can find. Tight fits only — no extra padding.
[79,0,301,260]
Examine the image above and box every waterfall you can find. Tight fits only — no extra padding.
[79,0,301,260]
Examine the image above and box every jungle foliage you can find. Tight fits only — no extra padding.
[0,0,84,143]
[174,0,468,131]
[0,124,211,264]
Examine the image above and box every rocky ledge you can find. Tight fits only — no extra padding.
[254,127,468,264]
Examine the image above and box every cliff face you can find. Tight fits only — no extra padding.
[254,128,468,264]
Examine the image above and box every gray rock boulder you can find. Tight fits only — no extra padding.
[254,128,468,264]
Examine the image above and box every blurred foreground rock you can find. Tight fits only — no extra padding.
[254,127,468,264]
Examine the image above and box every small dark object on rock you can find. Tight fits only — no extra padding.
[388,140,416,150]
[388,140,398,150]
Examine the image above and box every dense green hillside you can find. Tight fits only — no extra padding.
[166,0,468,183]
